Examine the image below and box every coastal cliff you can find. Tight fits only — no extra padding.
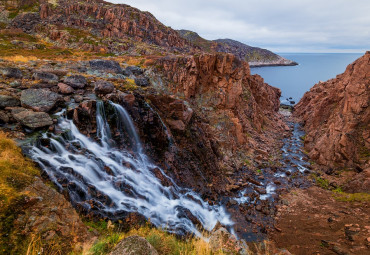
[295,52,370,191]
[177,30,297,66]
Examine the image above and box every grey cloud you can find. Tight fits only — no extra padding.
[108,0,370,52]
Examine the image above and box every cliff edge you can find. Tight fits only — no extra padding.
[294,52,369,191]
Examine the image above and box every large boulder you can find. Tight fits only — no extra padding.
[0,95,20,108]
[89,59,122,73]
[1,67,23,79]
[109,236,158,255]
[58,83,75,94]
[13,110,53,128]
[32,72,59,83]
[21,89,62,112]
[64,75,87,89]
[94,80,115,94]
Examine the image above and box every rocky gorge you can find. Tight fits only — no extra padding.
[0,1,369,255]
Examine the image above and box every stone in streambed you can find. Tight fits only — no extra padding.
[94,80,115,94]
[109,235,158,255]
[0,95,20,108]
[21,89,62,112]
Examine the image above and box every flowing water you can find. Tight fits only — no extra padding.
[25,101,233,237]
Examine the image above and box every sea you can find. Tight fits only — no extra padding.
[250,53,364,104]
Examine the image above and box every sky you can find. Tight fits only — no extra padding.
[108,0,370,53]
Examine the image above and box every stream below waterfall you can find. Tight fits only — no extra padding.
[23,102,311,241]
[229,118,312,241]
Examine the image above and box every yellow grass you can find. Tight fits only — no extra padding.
[2,55,38,62]
[0,132,39,205]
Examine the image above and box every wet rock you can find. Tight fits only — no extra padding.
[167,119,185,131]
[126,66,144,75]
[32,72,59,83]
[13,110,53,128]
[1,67,23,78]
[134,77,150,87]
[89,59,122,73]
[58,83,75,94]
[120,93,135,106]
[109,235,158,255]
[94,80,115,94]
[74,95,83,103]
[0,95,20,108]
[256,188,267,194]
[64,75,87,89]
[21,89,62,112]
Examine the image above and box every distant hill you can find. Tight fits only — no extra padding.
[177,30,297,67]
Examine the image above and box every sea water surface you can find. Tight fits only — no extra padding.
[251,53,363,104]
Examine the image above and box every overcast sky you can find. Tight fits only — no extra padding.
[108,0,369,53]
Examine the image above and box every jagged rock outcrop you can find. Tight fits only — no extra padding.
[7,0,189,52]
[11,179,93,254]
[295,52,370,174]
[156,53,287,170]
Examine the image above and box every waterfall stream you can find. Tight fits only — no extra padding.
[26,101,233,237]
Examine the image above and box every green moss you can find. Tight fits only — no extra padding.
[311,173,330,189]
[90,233,121,255]
[333,190,370,202]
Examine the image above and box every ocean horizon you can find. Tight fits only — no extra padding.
[251,53,364,104]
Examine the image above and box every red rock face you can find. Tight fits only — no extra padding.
[156,53,286,168]
[37,0,188,49]
[157,53,281,130]
[294,52,370,171]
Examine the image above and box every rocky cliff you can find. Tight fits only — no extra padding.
[294,52,369,190]
[156,53,287,170]
[2,0,190,55]
[177,30,297,66]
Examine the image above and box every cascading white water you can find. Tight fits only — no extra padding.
[27,101,233,237]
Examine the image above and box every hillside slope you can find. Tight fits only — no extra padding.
[178,29,297,67]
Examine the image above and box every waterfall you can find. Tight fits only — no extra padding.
[26,101,233,237]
